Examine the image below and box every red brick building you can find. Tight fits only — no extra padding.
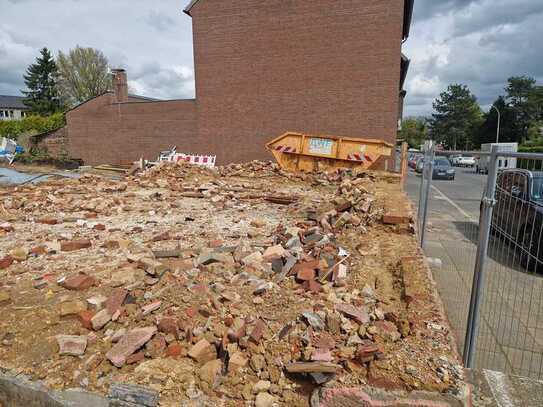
[40,0,413,166]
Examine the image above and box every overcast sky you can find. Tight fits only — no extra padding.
[1,0,542,117]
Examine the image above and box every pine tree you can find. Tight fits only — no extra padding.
[429,84,483,150]
[22,47,63,115]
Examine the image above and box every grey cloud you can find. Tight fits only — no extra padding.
[414,0,475,21]
[145,11,177,32]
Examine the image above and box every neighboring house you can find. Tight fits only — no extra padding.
[37,0,414,167]
[0,95,30,121]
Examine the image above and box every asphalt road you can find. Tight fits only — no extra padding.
[405,165,543,379]
[405,166,486,218]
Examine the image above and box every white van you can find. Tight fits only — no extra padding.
[476,143,518,174]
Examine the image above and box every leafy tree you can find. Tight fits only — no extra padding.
[505,76,540,142]
[429,84,483,150]
[57,46,112,107]
[22,48,63,115]
[399,117,427,148]
[476,97,520,146]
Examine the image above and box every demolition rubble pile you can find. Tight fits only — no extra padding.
[0,161,463,406]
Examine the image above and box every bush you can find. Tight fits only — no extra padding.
[0,112,65,140]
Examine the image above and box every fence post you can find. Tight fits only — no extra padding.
[419,141,435,247]
[463,145,499,368]
[400,142,408,191]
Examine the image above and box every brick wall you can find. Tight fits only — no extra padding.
[54,0,405,167]
[65,94,198,166]
[190,0,404,165]
[34,127,68,157]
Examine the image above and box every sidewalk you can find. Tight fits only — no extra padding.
[406,171,543,380]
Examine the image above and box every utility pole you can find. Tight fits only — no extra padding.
[490,105,501,143]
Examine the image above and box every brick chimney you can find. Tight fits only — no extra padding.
[111,69,128,103]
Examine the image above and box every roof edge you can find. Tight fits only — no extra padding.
[183,0,200,16]
[403,0,415,40]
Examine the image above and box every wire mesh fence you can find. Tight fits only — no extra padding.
[413,146,543,380]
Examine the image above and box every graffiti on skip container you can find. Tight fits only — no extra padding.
[308,138,333,155]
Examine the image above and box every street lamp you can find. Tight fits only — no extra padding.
[490,105,501,144]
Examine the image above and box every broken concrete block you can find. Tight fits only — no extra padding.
[106,326,157,367]
[229,352,247,372]
[188,339,217,364]
[9,247,28,262]
[255,392,276,407]
[0,290,11,305]
[56,335,87,356]
[59,300,87,317]
[262,245,286,261]
[302,312,325,330]
[108,382,159,407]
[91,309,112,331]
[87,294,107,311]
[199,359,222,387]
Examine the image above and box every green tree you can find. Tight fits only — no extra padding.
[429,84,483,150]
[476,96,520,146]
[57,46,112,107]
[399,117,427,148]
[22,47,63,115]
[505,76,539,142]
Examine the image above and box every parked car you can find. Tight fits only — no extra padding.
[476,143,518,174]
[432,157,455,180]
[491,169,543,270]
[449,154,462,166]
[415,157,424,173]
[456,155,476,167]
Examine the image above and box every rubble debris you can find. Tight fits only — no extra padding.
[56,335,87,356]
[0,160,462,406]
[106,326,157,367]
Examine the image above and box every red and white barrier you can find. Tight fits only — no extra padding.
[158,147,216,168]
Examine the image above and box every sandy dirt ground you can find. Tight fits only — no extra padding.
[0,161,464,406]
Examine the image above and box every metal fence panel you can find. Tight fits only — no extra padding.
[413,148,543,380]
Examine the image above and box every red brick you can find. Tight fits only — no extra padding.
[166,343,183,357]
[0,256,13,270]
[158,317,179,338]
[106,326,157,367]
[60,273,96,291]
[297,268,316,282]
[126,351,145,365]
[37,218,58,225]
[249,319,265,344]
[105,288,127,315]
[60,239,92,252]
[78,310,96,330]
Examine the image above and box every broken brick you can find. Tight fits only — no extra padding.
[60,239,92,252]
[336,303,370,324]
[78,310,96,330]
[106,326,157,367]
[249,319,265,343]
[59,273,96,291]
[105,288,128,315]
[166,343,183,357]
[0,256,13,270]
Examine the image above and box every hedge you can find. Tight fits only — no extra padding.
[0,112,65,140]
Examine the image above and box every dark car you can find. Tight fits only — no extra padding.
[491,169,543,270]
[432,157,455,180]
